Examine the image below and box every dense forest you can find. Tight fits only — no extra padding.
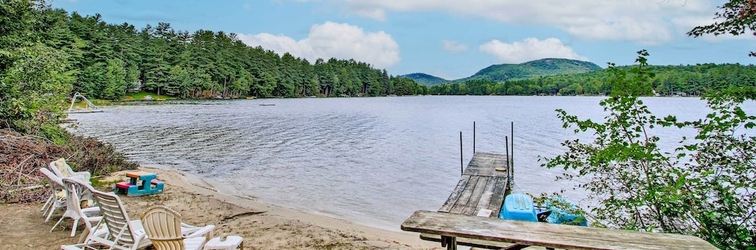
[9,5,427,101]
[457,58,603,83]
[430,63,756,96]
[403,58,602,87]
[399,73,449,86]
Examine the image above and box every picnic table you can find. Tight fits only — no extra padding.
[114,171,164,196]
[402,210,718,250]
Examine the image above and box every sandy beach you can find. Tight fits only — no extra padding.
[0,167,440,249]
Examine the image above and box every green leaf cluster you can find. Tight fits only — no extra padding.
[0,0,74,134]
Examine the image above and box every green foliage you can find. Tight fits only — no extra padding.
[430,62,756,96]
[688,0,756,57]
[165,65,191,98]
[40,11,417,99]
[124,91,173,101]
[542,51,755,248]
[462,58,602,82]
[0,44,74,133]
[101,58,128,100]
[400,73,449,86]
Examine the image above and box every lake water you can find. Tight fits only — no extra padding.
[67,96,730,231]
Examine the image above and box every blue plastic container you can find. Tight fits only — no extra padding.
[499,193,538,222]
[544,197,588,226]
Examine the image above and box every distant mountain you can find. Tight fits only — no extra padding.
[400,73,449,86]
[459,58,603,82]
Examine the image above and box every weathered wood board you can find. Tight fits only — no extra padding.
[438,152,509,217]
[402,211,718,250]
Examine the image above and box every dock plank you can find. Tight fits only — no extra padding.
[403,211,718,250]
[438,175,471,213]
[440,152,509,217]
[461,176,491,215]
[472,176,498,216]
[449,176,481,214]
[463,152,509,177]
[487,176,508,216]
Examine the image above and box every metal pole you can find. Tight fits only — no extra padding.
[505,136,510,190]
[473,121,476,154]
[460,131,464,176]
[510,121,514,182]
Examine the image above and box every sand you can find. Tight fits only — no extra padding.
[0,167,441,250]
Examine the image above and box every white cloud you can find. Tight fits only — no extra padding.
[442,40,467,53]
[296,0,720,44]
[349,7,386,21]
[672,16,756,42]
[479,37,588,63]
[238,22,400,68]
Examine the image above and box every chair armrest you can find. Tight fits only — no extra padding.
[184,225,215,239]
[71,173,90,183]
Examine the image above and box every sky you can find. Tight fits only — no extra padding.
[52,0,756,80]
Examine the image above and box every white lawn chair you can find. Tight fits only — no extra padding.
[49,158,91,183]
[141,205,215,250]
[39,168,62,215]
[61,189,151,250]
[52,178,102,237]
[39,168,67,223]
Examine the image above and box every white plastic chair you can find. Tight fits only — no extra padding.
[51,178,102,237]
[62,189,151,250]
[141,205,215,250]
[49,158,90,183]
[39,168,67,223]
[39,168,61,215]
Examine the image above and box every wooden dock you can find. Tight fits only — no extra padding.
[438,152,509,217]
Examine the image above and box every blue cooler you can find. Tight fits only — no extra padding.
[499,193,538,222]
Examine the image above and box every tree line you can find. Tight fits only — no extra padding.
[430,63,756,96]
[21,6,428,101]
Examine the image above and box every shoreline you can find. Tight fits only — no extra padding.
[137,166,439,249]
[0,166,440,249]
[190,170,404,233]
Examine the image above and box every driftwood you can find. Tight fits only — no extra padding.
[220,211,266,223]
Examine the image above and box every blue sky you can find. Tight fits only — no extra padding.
[53,0,756,80]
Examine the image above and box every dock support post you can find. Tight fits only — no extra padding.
[459,132,463,176]
[459,131,465,175]
[510,122,514,186]
[473,121,476,154]
[505,136,511,193]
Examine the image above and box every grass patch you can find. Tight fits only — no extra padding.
[124,91,174,101]
[90,176,121,189]
[71,99,111,108]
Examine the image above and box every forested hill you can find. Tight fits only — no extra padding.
[6,7,427,100]
[399,73,449,86]
[460,58,603,82]
[429,63,756,96]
